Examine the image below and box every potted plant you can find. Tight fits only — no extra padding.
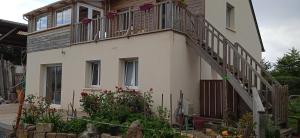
[140,3,154,11]
[106,11,117,19]
[174,0,187,8]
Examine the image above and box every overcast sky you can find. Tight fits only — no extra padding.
[0,0,299,63]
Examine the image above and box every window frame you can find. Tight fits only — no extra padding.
[55,6,72,26]
[76,3,103,23]
[117,9,130,32]
[124,59,138,89]
[35,14,48,31]
[226,3,235,30]
[88,60,101,87]
[44,64,62,107]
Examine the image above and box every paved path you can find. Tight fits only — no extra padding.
[0,103,18,130]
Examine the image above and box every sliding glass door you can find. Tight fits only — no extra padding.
[46,65,62,105]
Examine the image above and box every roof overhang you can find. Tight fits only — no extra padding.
[23,0,73,18]
[0,19,27,48]
[23,0,105,18]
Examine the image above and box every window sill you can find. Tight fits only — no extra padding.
[226,27,236,33]
[50,104,62,109]
[82,87,102,93]
[125,86,139,90]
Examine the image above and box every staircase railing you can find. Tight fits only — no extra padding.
[185,9,288,125]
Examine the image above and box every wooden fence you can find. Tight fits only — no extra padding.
[272,85,289,126]
[199,80,250,119]
[0,58,23,101]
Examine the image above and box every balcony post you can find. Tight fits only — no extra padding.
[127,7,132,36]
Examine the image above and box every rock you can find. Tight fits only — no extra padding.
[55,133,69,138]
[67,133,78,138]
[79,123,99,138]
[46,133,56,138]
[36,123,53,133]
[101,133,121,138]
[125,120,143,138]
[0,97,5,104]
[26,125,36,131]
[34,132,46,138]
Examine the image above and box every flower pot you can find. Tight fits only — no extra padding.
[140,3,154,11]
[107,11,117,19]
[175,0,187,8]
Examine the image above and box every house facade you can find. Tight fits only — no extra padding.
[24,0,278,127]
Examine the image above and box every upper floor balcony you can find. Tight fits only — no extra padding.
[24,0,204,52]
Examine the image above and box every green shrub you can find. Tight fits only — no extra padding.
[61,119,87,134]
[80,88,181,137]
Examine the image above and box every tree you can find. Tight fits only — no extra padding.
[0,46,24,65]
[261,58,273,71]
[271,47,300,95]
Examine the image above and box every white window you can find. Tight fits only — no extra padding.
[56,8,72,26]
[88,61,101,86]
[226,3,235,29]
[124,59,138,87]
[118,10,130,31]
[45,64,62,105]
[36,15,48,31]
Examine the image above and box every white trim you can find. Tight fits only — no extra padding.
[54,6,72,27]
[76,2,103,23]
[124,59,138,87]
[35,13,48,31]
[50,104,62,109]
[44,64,62,105]
[88,60,101,87]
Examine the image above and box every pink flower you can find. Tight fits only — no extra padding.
[81,92,88,97]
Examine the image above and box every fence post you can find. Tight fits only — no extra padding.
[252,87,266,138]
[170,93,173,124]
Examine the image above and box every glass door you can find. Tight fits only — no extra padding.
[46,65,62,105]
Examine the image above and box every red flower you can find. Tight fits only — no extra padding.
[140,3,154,11]
[81,18,91,24]
[104,90,108,93]
[81,92,88,97]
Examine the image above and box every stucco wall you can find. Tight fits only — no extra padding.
[201,0,262,80]
[170,33,201,114]
[26,31,200,113]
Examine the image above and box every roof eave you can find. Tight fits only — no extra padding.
[23,0,72,17]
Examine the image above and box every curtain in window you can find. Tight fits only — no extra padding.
[91,63,99,85]
[125,60,138,86]
[46,65,62,104]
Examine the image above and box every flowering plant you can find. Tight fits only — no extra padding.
[80,87,154,118]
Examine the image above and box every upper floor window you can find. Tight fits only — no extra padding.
[36,15,48,31]
[226,3,235,30]
[117,10,130,31]
[56,8,71,26]
[124,59,138,88]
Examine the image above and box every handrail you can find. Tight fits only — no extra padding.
[200,19,275,90]
[235,43,280,85]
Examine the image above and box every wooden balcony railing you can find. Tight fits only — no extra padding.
[71,0,196,44]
